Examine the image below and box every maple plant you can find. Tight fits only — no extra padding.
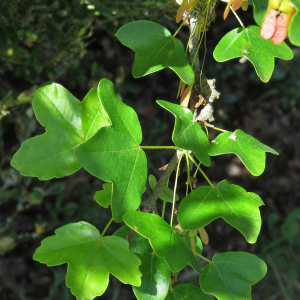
[10,0,300,299]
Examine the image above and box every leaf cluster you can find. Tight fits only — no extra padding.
[10,76,275,300]
[8,2,299,300]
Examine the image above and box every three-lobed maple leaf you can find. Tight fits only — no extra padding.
[213,25,293,82]
[123,211,201,273]
[178,180,264,243]
[75,79,147,222]
[117,20,194,84]
[11,78,147,223]
[11,84,110,180]
[157,100,211,167]
[208,129,279,176]
[200,252,267,300]
[133,253,171,300]
[33,222,142,300]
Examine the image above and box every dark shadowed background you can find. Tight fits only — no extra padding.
[0,0,299,299]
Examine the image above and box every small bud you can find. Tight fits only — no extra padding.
[199,227,209,245]
[180,84,193,107]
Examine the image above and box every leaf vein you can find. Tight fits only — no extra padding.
[39,90,84,141]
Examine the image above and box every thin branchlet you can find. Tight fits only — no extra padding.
[141,151,183,214]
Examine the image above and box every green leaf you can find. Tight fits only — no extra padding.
[75,79,147,222]
[117,21,194,84]
[11,85,110,180]
[33,222,141,300]
[253,6,267,26]
[159,187,179,203]
[130,233,152,255]
[213,25,294,82]
[208,129,279,176]
[133,253,171,300]
[178,180,264,243]
[289,0,300,46]
[165,284,212,300]
[123,211,201,273]
[113,225,131,239]
[252,0,268,12]
[157,101,211,167]
[113,225,152,254]
[199,252,267,300]
[149,174,157,190]
[149,174,179,203]
[94,183,112,208]
[252,0,259,12]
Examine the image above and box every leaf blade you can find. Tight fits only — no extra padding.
[133,253,171,300]
[213,25,293,82]
[165,284,212,300]
[149,174,179,203]
[208,129,278,176]
[178,180,264,243]
[33,222,142,300]
[157,100,211,167]
[117,21,194,84]
[289,0,300,46]
[200,252,267,300]
[123,211,201,273]
[94,183,112,208]
[11,85,110,180]
[75,79,147,222]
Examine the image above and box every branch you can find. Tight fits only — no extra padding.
[140,151,183,214]
[188,5,220,123]
[196,75,220,122]
[188,19,201,118]
[140,3,221,215]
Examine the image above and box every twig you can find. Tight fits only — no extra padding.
[188,19,201,117]
[230,7,245,29]
[170,152,184,227]
[141,151,182,214]
[125,229,136,243]
[140,4,220,215]
[188,6,220,123]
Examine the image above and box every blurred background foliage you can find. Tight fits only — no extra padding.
[0,0,299,299]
